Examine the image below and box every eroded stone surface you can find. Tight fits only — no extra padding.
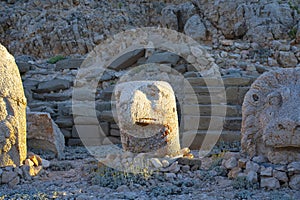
[0,43,27,167]
[27,112,65,159]
[241,68,300,164]
[115,81,181,156]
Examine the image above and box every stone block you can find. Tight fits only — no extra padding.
[108,49,145,71]
[55,58,84,70]
[27,112,65,159]
[33,78,70,93]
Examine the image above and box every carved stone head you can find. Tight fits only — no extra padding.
[114,81,181,157]
[242,68,300,164]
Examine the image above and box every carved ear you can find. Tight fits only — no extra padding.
[244,89,263,107]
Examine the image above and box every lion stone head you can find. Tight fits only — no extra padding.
[241,68,300,164]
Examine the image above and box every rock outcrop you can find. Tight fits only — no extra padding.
[0,43,27,167]
[0,0,299,58]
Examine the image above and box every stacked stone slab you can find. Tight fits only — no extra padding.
[0,43,27,167]
[20,49,257,148]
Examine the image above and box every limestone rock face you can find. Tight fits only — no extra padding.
[115,81,181,157]
[241,68,300,164]
[0,43,27,167]
[27,112,65,159]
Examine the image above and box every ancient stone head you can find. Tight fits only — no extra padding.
[114,81,181,157]
[241,68,300,164]
[0,44,27,167]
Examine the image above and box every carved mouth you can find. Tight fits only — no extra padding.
[135,118,158,126]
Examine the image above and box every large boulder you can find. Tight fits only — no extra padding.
[27,112,65,159]
[241,68,300,164]
[0,43,27,167]
[115,81,181,157]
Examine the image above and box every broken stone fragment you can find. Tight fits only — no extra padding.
[26,112,65,159]
[115,81,181,157]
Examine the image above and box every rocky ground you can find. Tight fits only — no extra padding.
[0,145,299,200]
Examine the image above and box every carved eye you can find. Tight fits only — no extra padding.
[252,94,259,102]
[268,93,282,106]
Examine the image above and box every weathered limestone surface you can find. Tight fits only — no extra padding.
[115,81,181,156]
[0,43,27,167]
[241,68,300,164]
[27,112,65,159]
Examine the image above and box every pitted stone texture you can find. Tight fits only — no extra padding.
[0,43,27,167]
[115,81,180,157]
[27,112,65,159]
[241,68,300,164]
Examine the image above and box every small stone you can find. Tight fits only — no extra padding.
[275,165,287,172]
[161,161,179,173]
[220,40,234,46]
[177,157,201,166]
[161,160,170,168]
[223,152,241,160]
[228,167,241,179]
[220,51,228,58]
[289,174,300,190]
[246,161,260,173]
[246,170,258,183]
[260,166,273,177]
[238,158,248,169]
[164,172,176,180]
[21,165,32,180]
[185,153,194,159]
[8,176,20,187]
[150,158,163,169]
[288,162,300,175]
[252,155,268,163]
[224,157,238,170]
[24,159,34,167]
[1,171,18,184]
[273,170,288,183]
[41,159,51,168]
[260,177,280,190]
[27,165,42,177]
[180,147,190,156]
[29,155,40,166]
[191,165,200,171]
[277,51,298,68]
[116,185,130,192]
[181,165,190,173]
[215,176,233,188]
